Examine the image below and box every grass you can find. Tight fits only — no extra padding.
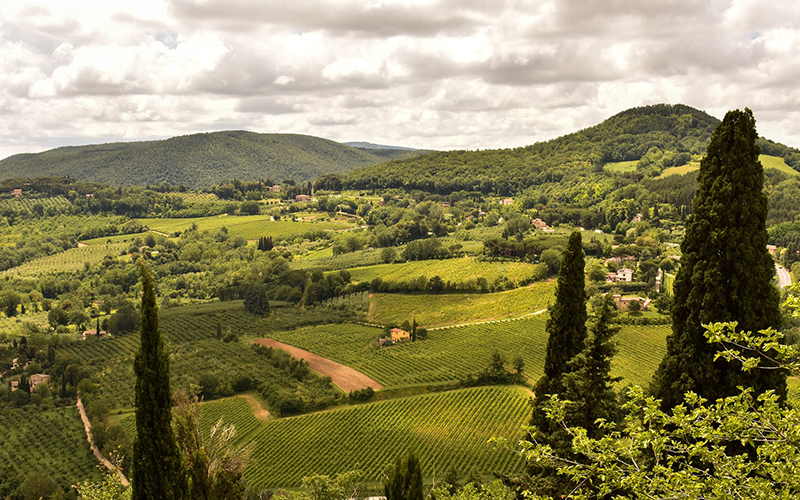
[658,156,797,178]
[368,281,556,327]
[345,257,543,285]
[243,386,529,488]
[760,154,799,176]
[604,160,639,173]
[267,316,668,388]
[136,215,354,239]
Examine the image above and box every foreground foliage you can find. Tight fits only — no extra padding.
[515,323,800,499]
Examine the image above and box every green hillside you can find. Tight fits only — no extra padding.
[0,131,401,187]
[344,104,800,195]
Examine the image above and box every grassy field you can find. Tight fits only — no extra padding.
[268,317,668,388]
[604,160,639,173]
[0,311,50,336]
[136,215,354,239]
[244,386,529,488]
[346,257,542,285]
[368,281,556,327]
[0,406,100,496]
[659,156,796,178]
[0,242,129,276]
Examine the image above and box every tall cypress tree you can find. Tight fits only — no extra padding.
[384,450,423,500]
[652,108,785,410]
[543,231,587,380]
[132,262,188,500]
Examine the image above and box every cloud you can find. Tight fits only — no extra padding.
[1,0,800,160]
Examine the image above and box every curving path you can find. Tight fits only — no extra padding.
[253,338,383,392]
[77,396,130,487]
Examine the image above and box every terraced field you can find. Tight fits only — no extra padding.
[345,257,542,285]
[268,318,669,388]
[244,386,529,488]
[369,281,556,327]
[0,242,129,276]
[137,215,353,239]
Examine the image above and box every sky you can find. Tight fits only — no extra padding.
[1,0,800,160]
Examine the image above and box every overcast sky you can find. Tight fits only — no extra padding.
[1,0,800,160]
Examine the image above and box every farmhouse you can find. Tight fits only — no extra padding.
[613,295,650,311]
[30,374,51,390]
[82,329,107,339]
[269,185,282,192]
[532,218,548,230]
[12,189,22,197]
[606,268,634,283]
[295,194,311,202]
[500,198,514,205]
[390,328,410,342]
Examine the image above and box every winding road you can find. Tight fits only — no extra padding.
[777,264,792,289]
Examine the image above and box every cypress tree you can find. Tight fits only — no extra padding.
[652,108,785,410]
[562,294,621,437]
[543,231,587,380]
[132,262,188,500]
[384,450,423,500]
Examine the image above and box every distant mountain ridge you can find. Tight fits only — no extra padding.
[0,131,425,188]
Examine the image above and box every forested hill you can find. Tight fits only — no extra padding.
[343,104,800,194]
[0,131,407,188]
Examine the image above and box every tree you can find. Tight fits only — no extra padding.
[172,391,251,499]
[561,294,621,436]
[652,108,786,410]
[244,283,270,316]
[514,321,800,499]
[0,289,20,317]
[384,450,423,500]
[543,231,587,380]
[132,262,188,500]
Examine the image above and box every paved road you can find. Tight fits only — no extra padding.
[777,264,792,289]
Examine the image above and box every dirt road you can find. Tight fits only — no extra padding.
[253,338,383,393]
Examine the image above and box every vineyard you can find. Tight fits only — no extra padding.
[267,318,669,388]
[121,396,260,443]
[243,386,529,488]
[0,405,100,496]
[0,242,129,276]
[291,247,387,271]
[136,215,354,240]
[0,310,50,336]
[345,257,543,286]
[0,195,72,215]
[368,281,556,327]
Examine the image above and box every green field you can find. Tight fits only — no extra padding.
[604,160,639,173]
[0,406,100,496]
[0,311,50,336]
[244,386,529,488]
[369,281,556,327]
[0,242,129,276]
[268,318,668,388]
[345,257,542,285]
[136,215,354,239]
[659,156,797,178]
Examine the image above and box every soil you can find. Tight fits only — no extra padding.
[252,338,384,393]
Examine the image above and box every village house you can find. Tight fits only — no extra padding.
[613,294,651,311]
[30,374,51,390]
[607,268,635,283]
[441,202,450,208]
[500,198,514,205]
[532,218,549,230]
[12,189,22,197]
[269,185,282,192]
[82,329,107,340]
[767,244,778,256]
[390,328,410,342]
[295,194,311,203]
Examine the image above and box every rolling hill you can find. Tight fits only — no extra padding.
[343,104,800,194]
[0,131,415,188]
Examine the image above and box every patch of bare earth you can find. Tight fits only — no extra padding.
[253,338,383,393]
